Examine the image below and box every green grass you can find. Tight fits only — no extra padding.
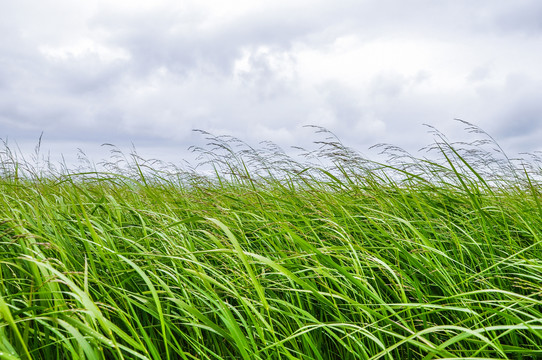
[0,122,541,359]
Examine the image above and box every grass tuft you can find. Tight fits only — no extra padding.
[1,122,542,359]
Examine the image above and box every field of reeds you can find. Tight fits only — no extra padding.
[0,122,541,359]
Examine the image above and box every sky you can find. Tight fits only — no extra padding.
[2,0,542,168]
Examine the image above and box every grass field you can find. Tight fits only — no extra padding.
[1,123,541,359]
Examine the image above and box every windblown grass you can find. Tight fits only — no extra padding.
[0,121,541,359]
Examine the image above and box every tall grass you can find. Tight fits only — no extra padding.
[0,121,541,359]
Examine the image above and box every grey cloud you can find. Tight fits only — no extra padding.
[455,74,542,154]
[2,0,542,166]
[235,49,297,101]
[467,65,492,83]
[91,4,325,77]
[321,1,542,39]
[0,58,124,142]
[322,82,364,125]
[494,96,542,139]
[370,73,409,99]
[492,1,542,35]
[45,56,126,95]
[314,82,388,146]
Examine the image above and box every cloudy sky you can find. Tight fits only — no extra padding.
[2,0,542,167]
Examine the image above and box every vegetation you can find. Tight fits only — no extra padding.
[0,122,541,359]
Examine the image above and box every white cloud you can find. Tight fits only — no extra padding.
[2,0,542,167]
[39,39,130,63]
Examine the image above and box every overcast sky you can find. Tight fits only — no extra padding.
[2,0,542,167]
